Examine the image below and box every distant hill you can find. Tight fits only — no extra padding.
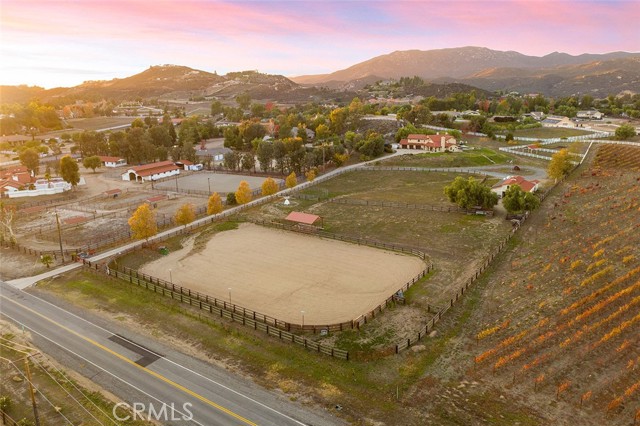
[0,66,322,105]
[0,85,48,104]
[457,56,640,96]
[292,47,639,96]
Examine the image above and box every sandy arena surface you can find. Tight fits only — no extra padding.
[140,223,426,325]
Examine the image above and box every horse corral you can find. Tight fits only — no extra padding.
[153,172,282,194]
[139,223,426,325]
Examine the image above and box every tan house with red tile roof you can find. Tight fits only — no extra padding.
[491,176,540,198]
[122,160,180,182]
[399,134,460,152]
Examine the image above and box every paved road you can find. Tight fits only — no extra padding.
[0,281,342,425]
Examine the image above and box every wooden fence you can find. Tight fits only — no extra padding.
[83,263,350,360]
[250,219,430,261]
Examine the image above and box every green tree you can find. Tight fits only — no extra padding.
[256,141,274,172]
[174,203,196,227]
[240,151,256,172]
[128,204,158,241]
[236,93,251,109]
[503,185,540,214]
[82,155,102,173]
[19,148,39,174]
[223,151,240,171]
[261,177,279,196]
[615,124,636,140]
[207,192,223,215]
[211,100,223,116]
[226,192,237,205]
[548,149,573,181]
[235,181,252,204]
[60,155,80,188]
[444,176,498,210]
[40,254,54,268]
[285,172,297,189]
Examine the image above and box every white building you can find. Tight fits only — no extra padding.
[122,161,180,182]
[99,156,127,168]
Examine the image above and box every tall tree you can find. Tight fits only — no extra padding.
[235,181,252,204]
[128,204,158,241]
[207,192,223,215]
[615,124,636,140]
[174,203,196,227]
[0,203,17,243]
[548,149,573,181]
[60,155,80,188]
[236,93,251,109]
[240,151,256,172]
[261,177,279,196]
[285,172,297,189]
[19,148,40,174]
[256,141,274,172]
[444,176,498,209]
[82,155,102,173]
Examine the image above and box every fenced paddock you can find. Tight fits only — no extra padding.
[139,223,426,325]
[153,172,282,194]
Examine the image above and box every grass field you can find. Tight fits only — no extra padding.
[511,127,594,139]
[66,117,134,131]
[244,170,512,308]
[382,147,513,168]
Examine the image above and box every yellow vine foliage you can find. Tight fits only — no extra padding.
[580,266,613,287]
[586,259,607,272]
[561,266,640,315]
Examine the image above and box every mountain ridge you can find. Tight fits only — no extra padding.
[291,47,640,95]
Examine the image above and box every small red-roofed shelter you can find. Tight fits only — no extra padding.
[285,211,323,228]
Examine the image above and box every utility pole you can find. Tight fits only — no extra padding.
[24,356,41,426]
[54,210,64,262]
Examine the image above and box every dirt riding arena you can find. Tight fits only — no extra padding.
[154,172,282,194]
[140,223,426,325]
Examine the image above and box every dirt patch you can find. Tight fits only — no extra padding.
[140,223,426,325]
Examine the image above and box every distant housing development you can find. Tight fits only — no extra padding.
[399,134,460,152]
[122,160,180,182]
[491,175,540,198]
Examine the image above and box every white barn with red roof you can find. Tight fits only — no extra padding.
[491,176,540,198]
[399,134,460,152]
[122,160,180,182]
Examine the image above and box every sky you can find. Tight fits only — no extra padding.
[1,0,639,89]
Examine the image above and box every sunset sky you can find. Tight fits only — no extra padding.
[1,0,638,88]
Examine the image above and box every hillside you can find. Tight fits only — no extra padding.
[0,66,322,104]
[292,47,639,96]
[460,56,640,96]
[407,144,640,425]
